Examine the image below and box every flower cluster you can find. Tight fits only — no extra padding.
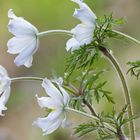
[1,0,96,136]
[0,0,138,139]
[7,0,96,68]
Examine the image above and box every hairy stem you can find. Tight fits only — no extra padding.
[37,30,72,37]
[66,107,116,133]
[112,30,140,46]
[99,47,135,140]
[11,77,43,82]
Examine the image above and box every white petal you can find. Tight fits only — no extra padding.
[33,110,62,131]
[8,9,38,36]
[0,77,11,95]
[0,87,11,116]
[43,118,62,135]
[7,36,37,54]
[8,9,17,19]
[0,65,8,76]
[61,116,71,128]
[23,56,33,68]
[14,38,38,67]
[73,6,96,25]
[52,77,69,105]
[72,24,94,45]
[42,78,63,103]
[0,66,11,95]
[71,0,96,25]
[36,95,61,109]
[52,77,63,86]
[66,38,80,51]
[57,84,70,106]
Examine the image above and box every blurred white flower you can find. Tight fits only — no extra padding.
[66,0,97,51]
[0,65,11,116]
[7,9,39,68]
[33,78,70,135]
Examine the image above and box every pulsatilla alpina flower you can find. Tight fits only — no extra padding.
[33,78,70,135]
[0,65,11,116]
[66,0,97,51]
[7,9,39,68]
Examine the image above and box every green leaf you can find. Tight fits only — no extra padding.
[74,123,99,137]
[94,82,115,104]
[113,18,126,26]
[127,61,140,79]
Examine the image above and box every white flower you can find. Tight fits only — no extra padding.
[0,65,11,116]
[7,9,39,68]
[66,0,97,51]
[33,78,70,135]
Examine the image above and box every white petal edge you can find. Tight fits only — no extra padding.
[8,9,38,36]
[42,78,63,103]
[36,95,61,109]
[0,87,11,116]
[14,38,38,67]
[66,38,80,51]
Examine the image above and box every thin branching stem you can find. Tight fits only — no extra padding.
[117,128,128,140]
[83,98,98,117]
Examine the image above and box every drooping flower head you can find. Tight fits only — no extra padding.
[66,0,97,51]
[0,65,11,116]
[7,9,39,68]
[33,78,70,135]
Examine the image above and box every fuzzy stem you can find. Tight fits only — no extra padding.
[66,107,116,133]
[37,30,72,37]
[112,30,140,46]
[11,77,43,82]
[99,47,135,140]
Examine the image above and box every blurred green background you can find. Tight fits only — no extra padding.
[0,0,140,140]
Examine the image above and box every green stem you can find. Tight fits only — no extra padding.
[112,30,140,46]
[99,47,135,140]
[83,98,98,117]
[11,77,43,82]
[66,107,99,120]
[37,28,140,46]
[65,107,116,133]
[37,30,72,37]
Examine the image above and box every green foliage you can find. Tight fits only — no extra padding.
[127,61,140,79]
[74,122,100,137]
[94,81,115,104]
[65,45,99,79]
[82,70,114,104]
[70,95,85,112]
[74,105,138,139]
[95,14,125,45]
[65,14,134,139]
[74,120,116,139]
[69,70,114,111]
[68,69,114,117]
